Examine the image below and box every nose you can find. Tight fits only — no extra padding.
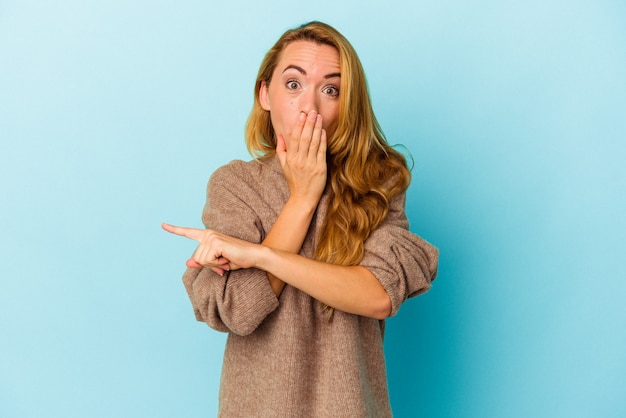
[299,89,319,114]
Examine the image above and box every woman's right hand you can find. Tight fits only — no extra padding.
[276,110,327,208]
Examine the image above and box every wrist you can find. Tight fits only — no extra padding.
[256,245,276,274]
[285,195,319,215]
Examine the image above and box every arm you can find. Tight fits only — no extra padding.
[258,110,327,296]
[177,164,280,335]
[164,192,438,320]
[359,192,439,316]
[259,249,392,319]
[165,224,391,319]
[266,192,438,318]
[261,197,318,296]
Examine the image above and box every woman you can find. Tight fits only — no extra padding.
[163,21,438,417]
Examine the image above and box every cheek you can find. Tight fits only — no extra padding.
[321,106,340,132]
[283,102,302,128]
[270,108,299,136]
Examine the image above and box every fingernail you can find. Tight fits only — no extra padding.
[299,112,306,121]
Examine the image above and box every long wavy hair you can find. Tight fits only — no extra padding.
[246,21,410,267]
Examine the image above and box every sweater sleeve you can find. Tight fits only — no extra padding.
[182,162,279,336]
[359,192,439,317]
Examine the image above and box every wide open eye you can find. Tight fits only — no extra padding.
[323,85,339,97]
[286,80,301,90]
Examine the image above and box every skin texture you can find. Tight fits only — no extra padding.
[163,41,391,319]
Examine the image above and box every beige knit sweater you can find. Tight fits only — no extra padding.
[182,156,438,417]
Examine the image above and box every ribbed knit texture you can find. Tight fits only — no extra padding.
[181,156,438,417]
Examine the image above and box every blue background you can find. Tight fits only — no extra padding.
[1,1,625,416]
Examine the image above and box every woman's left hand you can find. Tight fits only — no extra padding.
[276,111,327,208]
[162,223,259,275]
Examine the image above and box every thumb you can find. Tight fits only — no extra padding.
[186,258,203,269]
[276,134,287,164]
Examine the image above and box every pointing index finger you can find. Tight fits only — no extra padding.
[161,223,204,241]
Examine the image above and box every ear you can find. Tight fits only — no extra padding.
[259,80,271,111]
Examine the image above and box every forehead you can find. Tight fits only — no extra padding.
[276,40,340,73]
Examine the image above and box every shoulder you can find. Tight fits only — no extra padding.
[206,156,286,203]
[211,156,282,184]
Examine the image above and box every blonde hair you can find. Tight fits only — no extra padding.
[246,21,410,266]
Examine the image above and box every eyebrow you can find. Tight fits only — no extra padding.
[282,64,341,79]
